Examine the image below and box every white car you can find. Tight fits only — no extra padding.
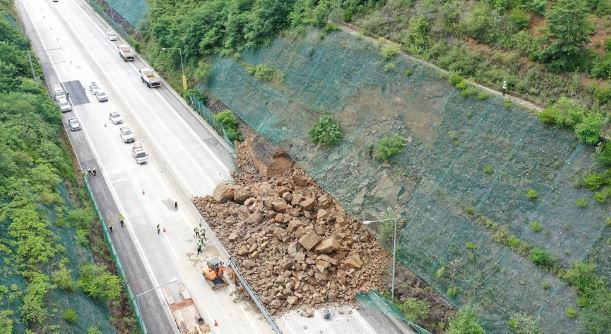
[119,126,135,143]
[57,96,72,112]
[68,118,81,131]
[96,90,108,102]
[53,85,65,101]
[108,112,123,125]
[132,143,148,164]
[106,29,117,41]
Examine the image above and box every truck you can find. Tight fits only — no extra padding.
[139,67,161,88]
[118,44,134,61]
[132,143,148,164]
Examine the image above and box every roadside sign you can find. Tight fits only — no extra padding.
[182,75,187,91]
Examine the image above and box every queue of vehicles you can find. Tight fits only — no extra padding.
[54,27,152,165]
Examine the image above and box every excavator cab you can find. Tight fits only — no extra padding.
[202,258,228,290]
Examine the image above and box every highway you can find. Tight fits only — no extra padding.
[18,0,271,333]
[18,0,415,333]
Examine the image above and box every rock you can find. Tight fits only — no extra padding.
[246,212,264,224]
[213,183,235,203]
[282,192,293,203]
[244,197,255,207]
[271,200,289,213]
[314,237,340,254]
[233,187,252,204]
[288,219,304,232]
[344,256,363,269]
[292,173,309,187]
[315,259,330,272]
[298,231,321,251]
[316,209,329,221]
[299,197,316,211]
[287,296,298,305]
[302,307,314,318]
[228,232,238,241]
[238,246,250,256]
[243,259,256,269]
[294,252,306,263]
[318,254,338,266]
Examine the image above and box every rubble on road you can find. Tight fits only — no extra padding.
[193,135,389,315]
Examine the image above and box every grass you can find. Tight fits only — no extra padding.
[528,248,555,268]
[527,188,538,200]
[565,307,577,319]
[399,298,430,323]
[245,64,282,82]
[62,309,78,323]
[375,135,406,161]
[381,42,400,61]
[483,165,493,174]
[447,286,458,298]
[466,242,477,250]
[529,221,542,233]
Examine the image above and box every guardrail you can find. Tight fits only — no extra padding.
[84,174,146,334]
[227,258,283,334]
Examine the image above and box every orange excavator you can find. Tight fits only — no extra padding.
[202,258,232,290]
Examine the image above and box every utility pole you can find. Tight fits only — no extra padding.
[363,216,400,301]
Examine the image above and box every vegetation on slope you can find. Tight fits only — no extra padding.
[0,1,132,332]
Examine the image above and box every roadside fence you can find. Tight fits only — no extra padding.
[189,96,237,157]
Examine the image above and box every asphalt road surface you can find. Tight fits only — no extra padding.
[18,0,415,333]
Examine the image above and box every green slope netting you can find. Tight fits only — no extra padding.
[105,0,148,28]
[202,30,609,332]
[0,185,114,333]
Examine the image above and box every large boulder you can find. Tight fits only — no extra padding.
[233,186,252,204]
[213,183,235,203]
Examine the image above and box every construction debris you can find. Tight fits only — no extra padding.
[193,135,388,315]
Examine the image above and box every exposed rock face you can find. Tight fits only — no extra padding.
[194,135,388,315]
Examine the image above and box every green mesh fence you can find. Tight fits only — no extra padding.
[202,30,609,332]
[104,0,148,28]
[356,292,431,334]
[188,96,236,156]
[0,184,115,333]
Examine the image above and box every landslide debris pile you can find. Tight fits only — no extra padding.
[194,136,388,315]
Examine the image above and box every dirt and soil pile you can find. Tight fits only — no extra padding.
[194,135,389,315]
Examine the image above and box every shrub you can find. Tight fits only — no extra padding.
[309,116,342,146]
[0,310,13,333]
[384,62,396,72]
[62,309,78,324]
[580,171,609,191]
[593,186,609,203]
[448,72,465,86]
[524,0,547,16]
[575,112,603,145]
[529,221,542,232]
[214,109,242,142]
[77,263,121,302]
[503,98,513,109]
[508,8,530,31]
[403,16,431,54]
[591,55,611,80]
[507,313,543,334]
[381,43,400,61]
[575,199,588,208]
[478,92,490,100]
[539,97,587,127]
[597,141,611,166]
[527,188,538,200]
[87,327,103,334]
[466,241,477,250]
[51,263,75,291]
[446,305,485,334]
[594,85,611,105]
[375,135,406,161]
[184,88,207,104]
[193,61,212,82]
[399,298,430,323]
[246,64,280,82]
[529,248,555,268]
[483,165,493,174]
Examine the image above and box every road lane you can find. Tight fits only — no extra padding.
[20,0,272,333]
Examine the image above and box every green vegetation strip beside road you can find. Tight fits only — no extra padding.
[0,1,135,332]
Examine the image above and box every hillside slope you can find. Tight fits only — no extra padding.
[201,29,609,332]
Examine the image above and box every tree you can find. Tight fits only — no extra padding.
[540,0,590,71]
[446,305,485,334]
